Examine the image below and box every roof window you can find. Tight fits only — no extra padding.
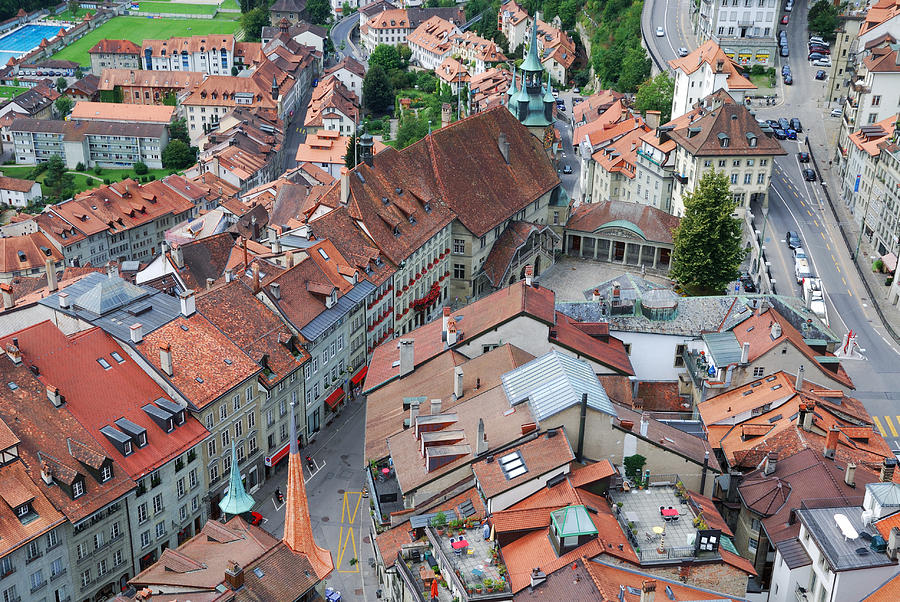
[110,352,125,364]
[97,358,111,370]
[717,132,730,148]
[318,248,329,260]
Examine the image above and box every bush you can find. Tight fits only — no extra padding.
[103,178,110,185]
[93,165,102,175]
[874,258,885,272]
[133,161,148,175]
[75,162,85,172]
[887,277,894,286]
[149,175,156,181]
[750,64,765,76]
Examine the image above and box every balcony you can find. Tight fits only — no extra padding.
[795,584,811,601]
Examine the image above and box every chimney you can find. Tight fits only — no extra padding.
[881,458,897,483]
[446,320,458,345]
[107,263,119,278]
[524,264,534,286]
[58,291,70,309]
[224,562,245,591]
[206,277,214,290]
[45,258,57,292]
[0,283,12,310]
[592,288,601,301]
[889,527,900,560]
[225,268,234,283]
[476,418,488,455]
[46,385,62,407]
[269,282,281,300]
[130,323,143,344]
[802,403,814,432]
[40,462,53,485]
[498,132,510,164]
[5,343,21,365]
[640,413,649,437]
[795,365,805,391]
[453,366,463,399]
[409,400,419,424]
[643,110,661,130]
[398,339,414,377]
[271,237,281,254]
[159,343,173,376]
[529,568,546,589]
[340,167,350,205]
[640,580,657,602]
[576,393,588,461]
[845,462,856,487]
[824,427,839,459]
[179,289,196,317]
[161,241,169,255]
[441,102,451,129]
[764,451,777,475]
[442,306,451,338]
[172,244,184,269]
[430,398,441,415]
[740,341,750,364]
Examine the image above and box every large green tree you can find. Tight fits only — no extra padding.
[362,65,395,115]
[168,117,190,144]
[43,155,74,202]
[670,170,745,295]
[345,133,358,168]
[240,7,269,42]
[306,0,331,25]
[807,0,839,41]
[162,140,197,169]
[635,72,675,123]
[54,95,73,119]
[369,44,400,72]
[396,111,428,149]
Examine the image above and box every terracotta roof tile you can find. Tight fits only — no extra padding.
[569,460,615,488]
[582,558,745,601]
[566,200,680,245]
[668,40,756,91]
[0,231,63,274]
[70,101,174,123]
[88,39,141,55]
[667,94,785,157]
[863,571,900,601]
[0,460,65,557]
[472,428,574,499]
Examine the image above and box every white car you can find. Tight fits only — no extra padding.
[830,107,843,117]
[677,47,689,57]
[656,26,664,37]
[812,58,832,67]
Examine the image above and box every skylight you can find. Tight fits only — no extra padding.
[499,451,528,480]
[111,352,125,364]
[97,358,112,370]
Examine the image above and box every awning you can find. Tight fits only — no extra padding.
[325,387,345,410]
[265,439,298,467]
[351,366,368,385]
[882,252,897,273]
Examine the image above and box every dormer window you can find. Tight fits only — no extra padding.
[123,440,133,456]
[747,132,758,147]
[15,502,31,518]
[72,479,84,498]
[718,132,729,148]
[101,464,112,482]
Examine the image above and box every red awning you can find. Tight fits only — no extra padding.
[351,366,368,385]
[265,441,290,467]
[325,387,345,410]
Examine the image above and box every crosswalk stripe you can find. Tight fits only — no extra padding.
[874,416,886,436]
[886,416,898,438]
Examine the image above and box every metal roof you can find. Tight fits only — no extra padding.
[501,350,615,421]
[798,506,894,572]
[74,275,149,315]
[550,505,597,537]
[39,272,183,341]
[701,332,743,367]
[299,279,374,342]
[867,483,900,507]
[775,536,812,569]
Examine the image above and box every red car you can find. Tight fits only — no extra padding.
[781,15,789,24]
[241,511,263,526]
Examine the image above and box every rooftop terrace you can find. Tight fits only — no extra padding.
[427,523,510,600]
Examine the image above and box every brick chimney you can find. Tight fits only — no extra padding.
[159,342,173,376]
[824,427,839,459]
[224,561,244,590]
[881,458,897,483]
[442,306,451,339]
[130,323,143,344]
[640,579,656,602]
[446,320,458,345]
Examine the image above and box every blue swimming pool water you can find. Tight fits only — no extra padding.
[0,24,66,54]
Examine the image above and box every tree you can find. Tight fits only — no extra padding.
[618,46,651,92]
[398,44,412,67]
[670,170,746,295]
[54,95,73,118]
[345,133,358,168]
[163,92,177,106]
[808,0,839,41]
[240,7,269,42]
[623,454,646,482]
[557,0,577,29]
[43,155,74,202]
[363,65,395,115]
[168,117,190,144]
[74,67,83,79]
[67,0,79,15]
[162,140,197,169]
[396,111,428,149]
[133,161,148,175]
[55,77,67,93]
[369,44,400,72]
[635,72,675,123]
[305,0,331,25]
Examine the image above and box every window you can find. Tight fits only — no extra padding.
[744,173,752,184]
[192,495,200,512]
[30,569,43,591]
[113,550,123,566]
[222,430,230,448]
[872,95,882,107]
[733,160,740,167]
[730,173,738,184]
[674,344,687,367]
[94,532,104,550]
[718,160,726,167]
[337,335,343,351]
[111,521,120,539]
[223,453,232,472]
[453,238,465,254]
[26,541,39,561]
[249,435,258,455]
[81,568,92,586]
[233,394,241,411]
[50,557,62,577]
[279,399,287,417]
[76,542,87,560]
[234,420,243,438]
[703,159,712,167]
[179,504,187,521]
[47,530,58,549]
[757,173,766,184]
[245,386,254,402]
[748,537,758,553]
[753,366,765,377]
[156,522,166,538]
[453,264,465,279]
[207,439,216,457]
[177,478,185,498]
[189,468,198,489]
[760,159,768,166]
[553,211,559,225]
[153,493,163,514]
[97,559,107,577]
[281,422,288,441]
[869,113,878,124]
[219,404,228,421]
[205,413,214,429]
[247,411,255,429]
[72,480,84,498]
[101,464,112,482]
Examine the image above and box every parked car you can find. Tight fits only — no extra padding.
[786,128,798,140]
[556,104,566,111]
[830,107,843,117]
[786,231,801,249]
[678,47,689,57]
[813,59,832,67]
[808,45,831,54]
[766,119,781,129]
[784,74,793,85]
[809,36,828,46]
[562,165,572,174]
[781,46,790,57]
[740,274,758,293]
[656,26,664,36]
[794,247,807,261]
[808,52,826,61]
[778,118,790,130]
[790,118,802,132]
[782,14,789,24]
[573,97,584,104]
[815,70,827,80]
[803,168,817,181]
[798,151,810,163]
[573,87,580,94]
[773,128,787,139]
[785,0,793,11]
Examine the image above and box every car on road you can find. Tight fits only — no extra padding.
[809,36,827,45]
[782,14,789,24]
[784,74,793,85]
[573,97,583,104]
[794,247,807,261]
[656,26,664,36]
[562,165,572,174]
[798,151,810,162]
[773,128,787,139]
[790,118,802,132]
[556,104,566,111]
[803,168,817,181]
[813,58,832,67]
[785,0,793,11]
[782,64,791,75]
[808,52,827,61]
[786,231,801,249]
[815,69,827,80]
[781,46,790,57]
[740,274,758,293]
[830,107,843,117]
[678,47,689,57]
[241,511,263,526]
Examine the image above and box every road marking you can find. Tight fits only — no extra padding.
[800,200,805,207]
[842,277,846,285]
[336,491,363,573]
[826,244,830,251]
[794,191,800,198]
[887,416,898,438]
[820,231,825,240]
[848,288,853,297]
[806,209,812,216]
[875,416,887,436]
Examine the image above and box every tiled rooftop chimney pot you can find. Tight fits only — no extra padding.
[172,244,184,269]
[398,339,414,377]
[58,291,70,309]
[160,342,173,376]
[881,458,897,483]
[498,132,510,164]
[525,264,534,286]
[225,268,234,283]
[430,398,441,415]
[888,526,900,560]
[845,462,856,487]
[592,288,601,301]
[46,385,62,407]
[453,366,463,399]
[824,427,840,459]
[270,282,281,300]
[340,167,350,205]
[640,580,657,602]
[802,402,814,432]
[795,365,804,391]
[45,258,57,292]
[476,417,488,455]
[529,568,546,589]
[5,343,21,365]
[442,306,451,338]
[40,461,53,485]
[446,320,458,345]
[179,289,196,317]
[764,451,777,475]
[224,562,244,591]
[409,400,419,425]
[271,237,281,254]
[129,323,144,344]
[0,283,13,310]
[639,413,649,437]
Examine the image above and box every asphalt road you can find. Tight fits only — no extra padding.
[555,91,581,202]
[645,0,695,70]
[332,12,365,62]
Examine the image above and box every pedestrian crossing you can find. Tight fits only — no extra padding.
[873,416,900,438]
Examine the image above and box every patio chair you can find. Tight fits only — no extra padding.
[672,515,679,522]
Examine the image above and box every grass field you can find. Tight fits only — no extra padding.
[1,165,177,197]
[0,86,29,98]
[50,16,241,65]
[46,8,91,20]
[136,2,220,15]
[219,0,240,9]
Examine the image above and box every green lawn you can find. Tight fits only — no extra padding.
[137,2,220,15]
[219,0,240,9]
[1,165,178,197]
[47,8,91,20]
[50,16,241,65]
[0,86,29,98]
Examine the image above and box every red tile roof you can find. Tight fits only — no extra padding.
[667,40,755,90]
[0,459,65,558]
[472,428,574,499]
[0,322,209,479]
[863,572,900,601]
[566,200,680,245]
[88,39,141,55]
[0,231,63,274]
[568,459,615,488]
[141,313,261,410]
[583,559,746,601]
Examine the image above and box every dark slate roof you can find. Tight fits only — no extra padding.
[270,0,306,12]
[797,506,895,572]
[776,537,812,569]
[300,279,374,341]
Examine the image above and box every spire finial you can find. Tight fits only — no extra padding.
[218,440,255,517]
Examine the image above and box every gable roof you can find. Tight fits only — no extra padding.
[668,39,755,90]
[88,39,141,55]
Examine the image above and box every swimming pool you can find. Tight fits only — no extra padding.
[0,24,66,62]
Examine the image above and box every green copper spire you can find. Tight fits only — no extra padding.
[522,15,543,73]
[219,441,255,517]
[507,64,518,97]
[543,71,555,103]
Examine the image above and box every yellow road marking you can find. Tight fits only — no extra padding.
[807,209,812,216]
[874,416,886,436]
[814,219,819,227]
[794,191,800,198]
[336,491,363,572]
[842,277,846,285]
[800,200,806,207]
[886,416,898,438]
[820,232,826,240]
[848,288,853,297]
[826,244,830,251]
